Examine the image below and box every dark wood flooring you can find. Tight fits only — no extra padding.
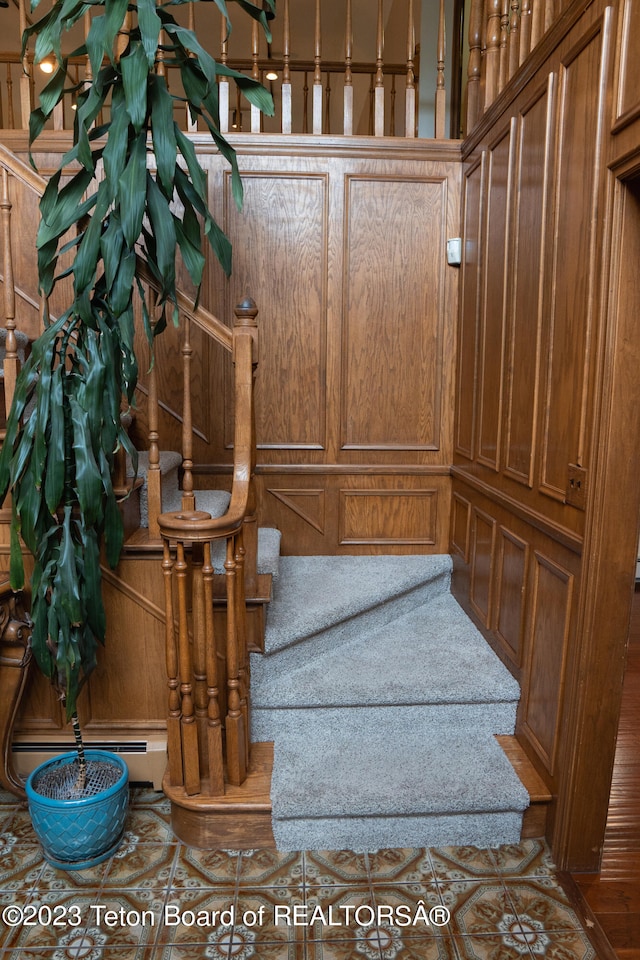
[572,586,640,960]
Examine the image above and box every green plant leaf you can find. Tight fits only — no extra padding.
[101,88,129,191]
[118,133,147,248]
[145,172,176,297]
[121,42,149,132]
[138,0,162,67]
[70,397,103,526]
[45,366,65,512]
[74,180,110,297]
[150,76,177,196]
[39,63,67,117]
[102,0,130,62]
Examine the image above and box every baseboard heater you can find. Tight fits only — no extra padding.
[12,735,168,790]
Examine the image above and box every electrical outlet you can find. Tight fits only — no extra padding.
[566,463,587,509]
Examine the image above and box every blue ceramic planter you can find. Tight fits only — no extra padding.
[25,750,129,871]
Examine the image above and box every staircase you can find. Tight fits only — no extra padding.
[251,554,530,851]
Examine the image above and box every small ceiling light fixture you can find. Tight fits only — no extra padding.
[39,59,55,74]
[265,69,278,81]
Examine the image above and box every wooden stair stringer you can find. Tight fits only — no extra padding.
[497,734,553,839]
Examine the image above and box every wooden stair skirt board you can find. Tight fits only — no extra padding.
[162,738,549,851]
[164,741,276,850]
[497,735,552,839]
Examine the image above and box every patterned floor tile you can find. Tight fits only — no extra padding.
[438,881,518,938]
[1,809,40,844]
[491,842,557,880]
[304,851,370,886]
[305,885,378,942]
[519,930,597,959]
[430,847,500,881]
[102,840,177,890]
[306,928,384,960]
[369,882,450,938]
[170,847,239,889]
[156,891,239,946]
[367,849,434,885]
[505,881,586,933]
[124,809,176,843]
[0,891,115,952]
[455,932,533,959]
[0,838,45,891]
[237,849,304,889]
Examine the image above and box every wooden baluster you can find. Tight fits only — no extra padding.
[519,0,533,63]
[531,0,545,49]
[218,12,229,133]
[313,0,322,134]
[344,0,353,134]
[324,72,331,134]
[374,0,385,137]
[368,73,376,137]
[508,0,521,78]
[234,529,250,760]
[191,543,209,774]
[484,0,502,108]
[234,83,242,131]
[405,0,416,137]
[303,71,309,134]
[146,294,162,537]
[1,169,18,419]
[466,0,484,132]
[282,0,292,133]
[186,4,198,132]
[203,541,224,795]
[435,0,446,138]
[0,71,4,130]
[224,537,247,786]
[176,542,200,794]
[182,316,195,511]
[544,0,556,32]
[6,63,14,130]
[163,542,184,787]
[250,19,261,133]
[390,73,396,136]
[498,0,509,92]
[18,0,31,129]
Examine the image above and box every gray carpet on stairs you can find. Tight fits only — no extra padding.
[251,553,529,852]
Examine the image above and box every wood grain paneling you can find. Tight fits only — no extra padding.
[613,0,640,131]
[504,78,554,488]
[342,176,447,451]
[495,527,529,668]
[225,172,328,450]
[451,493,471,561]
[522,552,573,774]
[455,156,484,460]
[339,489,437,545]
[470,508,497,626]
[540,24,608,501]
[477,121,514,471]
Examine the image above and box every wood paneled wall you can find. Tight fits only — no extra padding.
[453,0,640,871]
[144,139,462,556]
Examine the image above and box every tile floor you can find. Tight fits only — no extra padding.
[0,787,599,959]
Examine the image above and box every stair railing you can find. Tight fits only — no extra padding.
[0,142,261,798]
[156,297,259,795]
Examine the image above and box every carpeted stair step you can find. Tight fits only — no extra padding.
[260,554,452,667]
[252,552,528,851]
[251,591,519,713]
[269,714,530,851]
[209,526,282,579]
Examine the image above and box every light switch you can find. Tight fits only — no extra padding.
[447,238,462,266]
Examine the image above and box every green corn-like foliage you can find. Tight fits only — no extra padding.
[0,0,275,722]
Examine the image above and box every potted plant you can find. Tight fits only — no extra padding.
[0,0,274,869]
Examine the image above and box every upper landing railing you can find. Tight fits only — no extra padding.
[1,0,570,141]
